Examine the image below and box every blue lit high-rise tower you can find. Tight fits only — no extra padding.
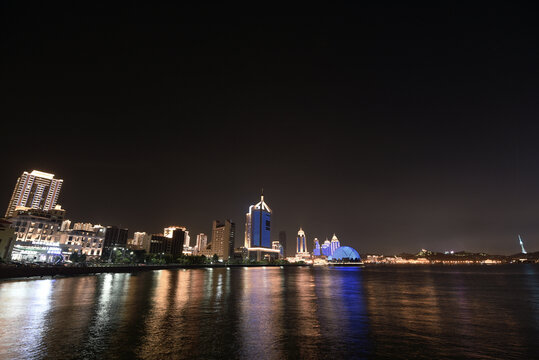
[245,191,278,260]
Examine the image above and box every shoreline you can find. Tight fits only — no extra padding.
[0,263,310,280]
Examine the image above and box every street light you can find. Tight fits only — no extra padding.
[109,247,117,263]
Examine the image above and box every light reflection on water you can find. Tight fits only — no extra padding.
[0,265,538,359]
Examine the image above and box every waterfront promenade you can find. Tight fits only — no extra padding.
[0,263,309,280]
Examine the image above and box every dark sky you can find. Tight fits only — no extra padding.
[2,3,539,255]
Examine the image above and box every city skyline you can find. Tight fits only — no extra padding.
[2,168,535,256]
[3,4,539,255]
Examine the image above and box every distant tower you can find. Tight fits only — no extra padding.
[5,170,64,218]
[296,228,307,254]
[313,238,321,256]
[518,235,527,254]
[330,234,341,256]
[279,230,287,257]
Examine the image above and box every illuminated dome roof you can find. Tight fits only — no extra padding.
[331,246,361,261]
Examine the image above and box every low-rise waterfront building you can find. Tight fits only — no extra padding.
[0,219,15,261]
[102,226,129,260]
[149,226,185,258]
[58,225,105,259]
[8,207,66,263]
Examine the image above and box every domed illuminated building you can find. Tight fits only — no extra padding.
[331,246,362,262]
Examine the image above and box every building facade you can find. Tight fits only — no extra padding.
[5,170,63,218]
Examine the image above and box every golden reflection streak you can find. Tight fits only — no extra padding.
[294,267,322,359]
[239,267,285,359]
[0,279,53,359]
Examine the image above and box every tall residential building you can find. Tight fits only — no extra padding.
[244,192,279,261]
[279,230,287,257]
[330,234,341,255]
[296,228,308,254]
[5,170,63,218]
[202,220,235,260]
[196,233,208,254]
[313,238,321,256]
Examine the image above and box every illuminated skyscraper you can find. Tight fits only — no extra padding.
[330,234,341,255]
[244,191,279,260]
[244,192,272,248]
[296,228,307,254]
[313,238,321,256]
[5,170,63,218]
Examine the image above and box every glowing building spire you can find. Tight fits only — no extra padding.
[518,234,527,254]
[296,227,307,254]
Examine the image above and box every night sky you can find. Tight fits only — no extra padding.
[2,3,539,255]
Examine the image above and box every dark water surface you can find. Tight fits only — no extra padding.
[0,265,538,359]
